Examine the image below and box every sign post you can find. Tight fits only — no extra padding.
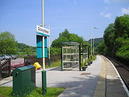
[36,0,50,95]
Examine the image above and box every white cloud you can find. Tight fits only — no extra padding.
[100,12,112,18]
[121,8,129,14]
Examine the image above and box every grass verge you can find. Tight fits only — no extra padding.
[0,87,64,97]
[46,60,61,69]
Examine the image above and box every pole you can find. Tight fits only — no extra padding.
[88,46,90,59]
[61,46,63,71]
[41,0,45,70]
[91,38,92,56]
[42,36,45,70]
[93,38,94,55]
[42,0,44,27]
[41,0,47,95]
[79,44,81,71]
[48,25,51,66]
[93,27,98,55]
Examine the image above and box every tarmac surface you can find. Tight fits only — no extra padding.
[0,55,129,97]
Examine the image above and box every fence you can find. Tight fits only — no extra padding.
[24,55,60,66]
[0,59,11,80]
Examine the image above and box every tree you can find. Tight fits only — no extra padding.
[114,15,129,59]
[51,29,84,48]
[104,23,115,55]
[114,15,129,39]
[96,14,129,63]
[100,15,129,61]
[96,41,106,55]
[115,37,129,60]
[0,32,17,55]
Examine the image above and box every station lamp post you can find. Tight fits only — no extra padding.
[90,27,98,56]
[90,37,93,56]
[93,27,98,55]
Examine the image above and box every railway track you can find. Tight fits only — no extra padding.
[107,57,129,90]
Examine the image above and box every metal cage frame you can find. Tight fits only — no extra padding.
[61,42,90,71]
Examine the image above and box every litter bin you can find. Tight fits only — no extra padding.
[13,65,36,96]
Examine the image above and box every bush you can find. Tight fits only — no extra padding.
[50,47,61,55]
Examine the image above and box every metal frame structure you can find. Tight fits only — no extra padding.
[80,44,89,67]
[61,42,89,71]
[61,42,80,71]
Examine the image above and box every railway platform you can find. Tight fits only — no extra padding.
[0,55,129,97]
[93,55,129,97]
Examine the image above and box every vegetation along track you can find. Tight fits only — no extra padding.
[107,57,129,90]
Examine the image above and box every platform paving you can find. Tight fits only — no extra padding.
[93,55,129,97]
[0,55,128,97]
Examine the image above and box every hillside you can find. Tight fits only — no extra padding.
[88,38,103,47]
[17,43,36,56]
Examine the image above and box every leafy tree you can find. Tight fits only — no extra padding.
[115,37,129,60]
[0,32,18,55]
[51,29,90,55]
[114,15,129,38]
[96,41,106,55]
[104,23,115,55]
[51,29,84,48]
[50,47,61,55]
[17,43,36,56]
[98,15,129,62]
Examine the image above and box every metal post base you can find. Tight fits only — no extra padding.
[42,70,47,95]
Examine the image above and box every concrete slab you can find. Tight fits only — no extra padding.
[0,77,12,86]
[58,56,101,97]
[1,56,101,97]
[4,55,127,97]
[93,55,128,97]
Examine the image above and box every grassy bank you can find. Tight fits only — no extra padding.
[0,87,64,97]
[46,60,61,69]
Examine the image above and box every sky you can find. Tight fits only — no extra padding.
[0,0,129,46]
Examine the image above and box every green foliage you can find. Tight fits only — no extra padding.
[104,23,115,55]
[51,29,89,55]
[115,37,129,60]
[0,32,36,56]
[82,41,90,46]
[91,38,103,54]
[89,38,103,47]
[81,55,96,67]
[97,15,129,62]
[46,60,61,68]
[0,87,64,97]
[114,15,129,38]
[91,55,96,61]
[0,32,18,55]
[96,41,106,54]
[51,29,84,48]
[87,55,96,63]
[17,43,36,56]
[50,47,61,55]
[113,15,129,60]
[116,45,129,60]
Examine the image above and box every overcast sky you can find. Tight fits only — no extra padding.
[0,0,129,46]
